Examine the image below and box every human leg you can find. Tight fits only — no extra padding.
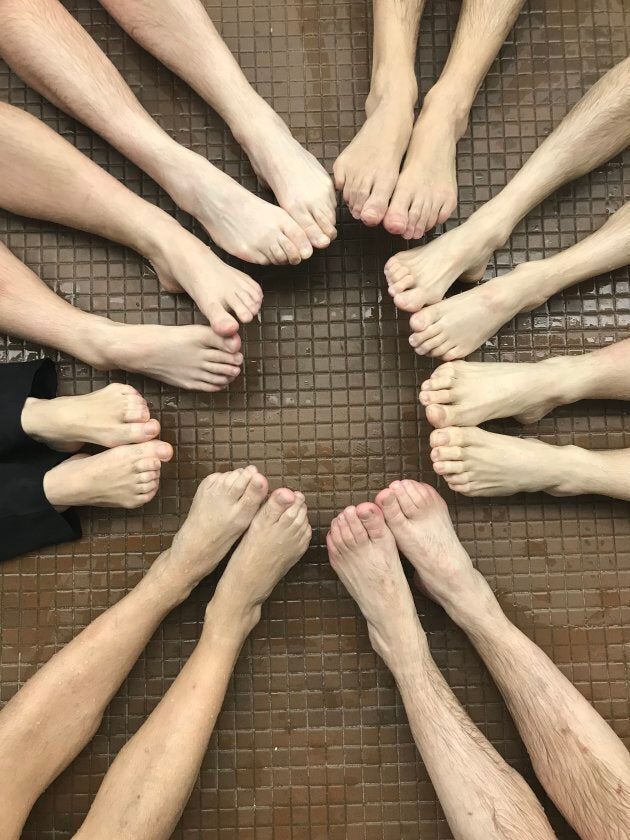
[421,338,630,428]
[428,426,630,500]
[0,242,243,392]
[377,480,630,840]
[0,0,314,264]
[408,202,630,358]
[327,503,555,840]
[384,0,525,238]
[96,0,337,249]
[0,467,268,839]
[73,488,311,840]
[385,57,630,312]
[333,0,423,226]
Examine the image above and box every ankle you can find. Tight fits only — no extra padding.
[20,397,50,441]
[43,457,84,508]
[374,616,430,675]
[421,82,471,137]
[204,593,260,644]
[367,71,418,116]
[445,571,508,639]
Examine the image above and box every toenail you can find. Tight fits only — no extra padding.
[357,508,372,520]
[409,335,419,347]
[380,493,395,506]
[157,443,171,459]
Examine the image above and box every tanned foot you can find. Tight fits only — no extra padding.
[384,208,510,313]
[407,265,549,359]
[234,107,337,249]
[103,323,243,393]
[326,503,424,664]
[43,440,173,509]
[169,150,316,265]
[383,90,462,239]
[428,426,588,497]
[420,359,568,428]
[21,383,160,453]
[374,480,491,620]
[150,224,263,336]
[210,488,312,629]
[333,93,415,227]
[153,466,269,595]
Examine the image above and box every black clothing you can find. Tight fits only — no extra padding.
[0,359,81,561]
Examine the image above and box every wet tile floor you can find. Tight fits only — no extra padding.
[1,0,629,837]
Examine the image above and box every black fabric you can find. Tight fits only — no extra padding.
[0,359,82,561]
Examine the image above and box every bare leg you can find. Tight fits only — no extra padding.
[327,503,555,840]
[429,426,630,501]
[333,0,422,226]
[73,489,311,840]
[0,467,268,840]
[0,241,243,392]
[384,0,524,239]
[0,0,315,264]
[96,0,336,250]
[409,202,630,358]
[0,103,262,336]
[421,339,630,428]
[385,57,630,312]
[376,481,630,840]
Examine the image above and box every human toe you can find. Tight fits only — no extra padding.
[356,502,387,539]
[264,487,296,522]
[206,303,240,337]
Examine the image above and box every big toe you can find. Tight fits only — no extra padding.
[356,503,387,540]
[263,487,296,522]
[375,488,406,525]
[426,404,454,428]
[207,303,240,336]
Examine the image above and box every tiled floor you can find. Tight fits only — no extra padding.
[1,0,629,837]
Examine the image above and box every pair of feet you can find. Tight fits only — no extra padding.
[334,85,466,239]
[327,480,488,665]
[153,466,311,630]
[22,384,173,511]
[420,360,629,499]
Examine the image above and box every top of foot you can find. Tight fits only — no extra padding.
[375,480,476,613]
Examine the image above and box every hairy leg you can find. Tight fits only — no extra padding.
[385,57,630,312]
[0,103,262,335]
[376,480,630,840]
[0,242,243,392]
[0,0,314,264]
[0,467,268,840]
[421,339,630,427]
[333,0,422,226]
[384,0,524,239]
[73,489,311,840]
[409,202,630,358]
[428,426,630,501]
[327,503,555,840]
[97,0,336,250]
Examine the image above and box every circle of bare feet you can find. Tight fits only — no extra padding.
[1,1,629,839]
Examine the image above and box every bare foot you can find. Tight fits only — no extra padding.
[428,426,587,497]
[333,94,415,227]
[420,359,568,428]
[374,480,491,619]
[383,90,462,239]
[169,150,315,265]
[43,440,173,509]
[234,107,337,249]
[326,503,423,664]
[210,488,312,628]
[407,264,550,358]
[103,323,243,392]
[21,383,160,452]
[154,466,269,594]
[150,224,263,336]
[384,208,510,313]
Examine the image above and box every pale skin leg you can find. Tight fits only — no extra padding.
[327,503,556,840]
[376,480,630,840]
[73,489,311,840]
[385,57,630,312]
[0,0,315,265]
[332,0,422,226]
[409,202,630,358]
[428,426,630,500]
[0,467,269,840]
[96,0,337,250]
[0,101,262,335]
[0,241,244,392]
[421,339,630,428]
[384,0,525,239]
